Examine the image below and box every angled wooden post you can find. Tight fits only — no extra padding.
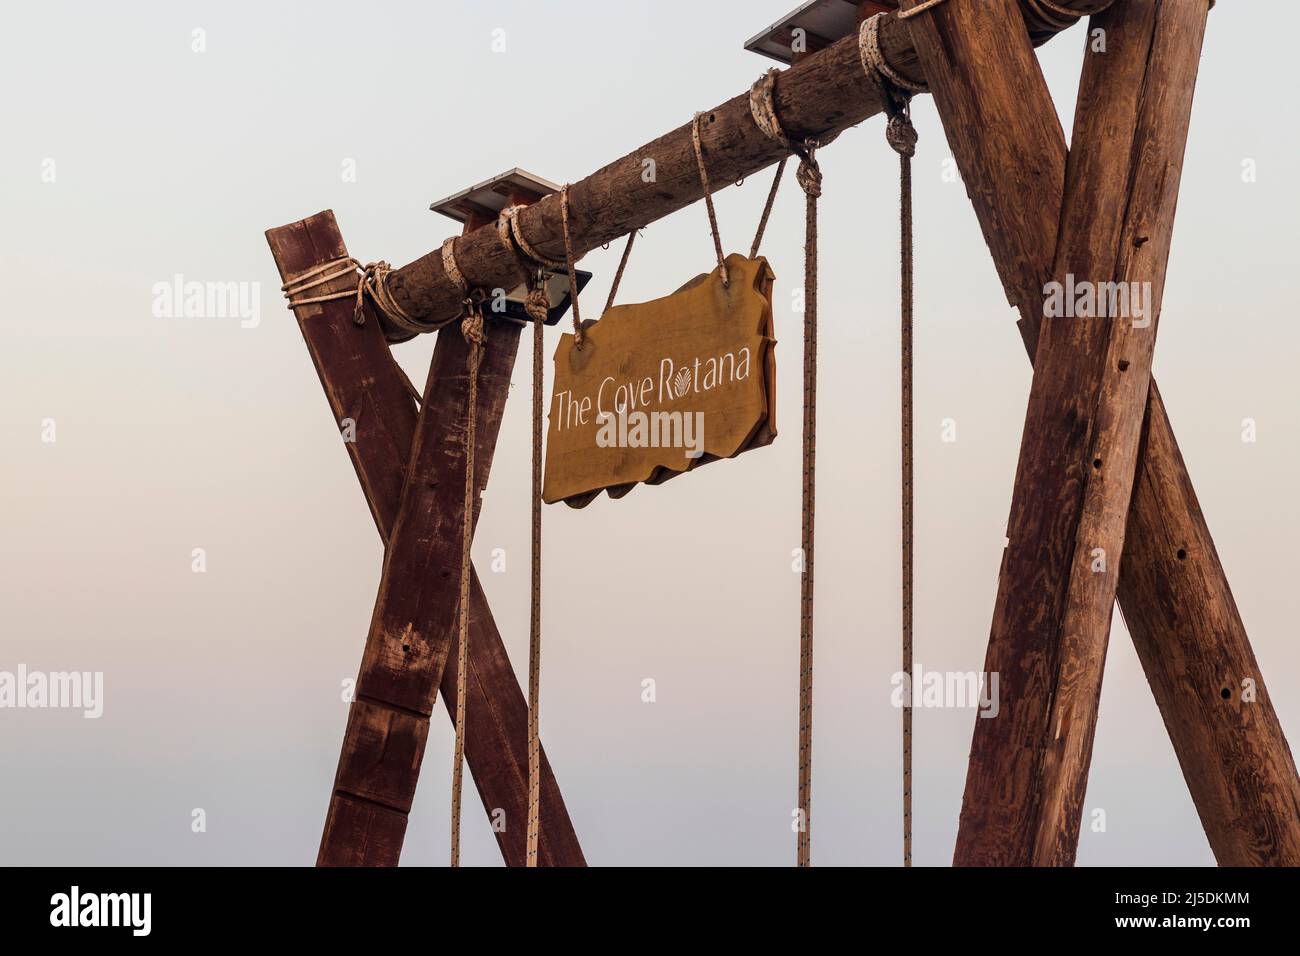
[999,0,1208,865]
[901,0,1300,865]
[267,211,584,867]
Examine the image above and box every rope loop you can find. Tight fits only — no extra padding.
[559,184,586,349]
[498,204,567,272]
[691,111,730,288]
[860,13,926,122]
[749,69,808,161]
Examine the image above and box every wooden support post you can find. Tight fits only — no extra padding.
[267,211,585,867]
[1012,0,1208,865]
[902,0,1300,866]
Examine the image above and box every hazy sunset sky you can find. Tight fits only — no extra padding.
[1,0,1294,866]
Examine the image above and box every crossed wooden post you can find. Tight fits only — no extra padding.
[267,213,584,867]
[267,0,1299,866]
[904,0,1300,865]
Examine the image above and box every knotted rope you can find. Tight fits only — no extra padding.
[493,200,560,867]
[280,256,433,336]
[524,280,548,868]
[746,62,822,870]
[794,142,821,869]
[449,302,486,869]
[691,112,730,287]
[862,10,919,869]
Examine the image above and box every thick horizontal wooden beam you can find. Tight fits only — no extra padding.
[377,1,1100,338]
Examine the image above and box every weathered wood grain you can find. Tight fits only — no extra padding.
[1016,0,1207,866]
[266,211,584,866]
[902,0,1300,865]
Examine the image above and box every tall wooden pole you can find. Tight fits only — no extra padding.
[901,0,1300,865]
[267,212,585,866]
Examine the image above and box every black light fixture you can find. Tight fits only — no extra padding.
[429,167,592,327]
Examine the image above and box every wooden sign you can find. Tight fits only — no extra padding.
[544,253,777,507]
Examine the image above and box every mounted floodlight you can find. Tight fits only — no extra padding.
[430,167,591,326]
[744,0,896,65]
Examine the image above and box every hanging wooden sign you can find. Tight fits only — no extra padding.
[543,253,777,507]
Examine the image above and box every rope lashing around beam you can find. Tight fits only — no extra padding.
[860,14,928,101]
[498,204,567,272]
[691,112,730,288]
[450,302,487,869]
[280,256,434,336]
[861,10,921,869]
[1020,0,1117,33]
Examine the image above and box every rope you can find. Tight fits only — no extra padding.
[560,184,586,349]
[861,8,921,869]
[898,0,953,19]
[750,159,787,260]
[449,304,486,868]
[860,14,928,105]
[525,281,548,868]
[281,256,433,335]
[744,69,797,260]
[1020,0,1118,33]
[795,143,821,869]
[499,204,567,271]
[441,238,470,295]
[604,229,638,314]
[895,112,917,871]
[690,112,730,287]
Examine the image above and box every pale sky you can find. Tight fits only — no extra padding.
[1,0,1295,866]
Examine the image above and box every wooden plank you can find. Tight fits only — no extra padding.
[266,211,585,867]
[376,2,1100,335]
[902,0,1300,865]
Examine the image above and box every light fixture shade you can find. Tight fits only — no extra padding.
[496,268,593,326]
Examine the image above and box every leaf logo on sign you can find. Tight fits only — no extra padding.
[673,368,692,399]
